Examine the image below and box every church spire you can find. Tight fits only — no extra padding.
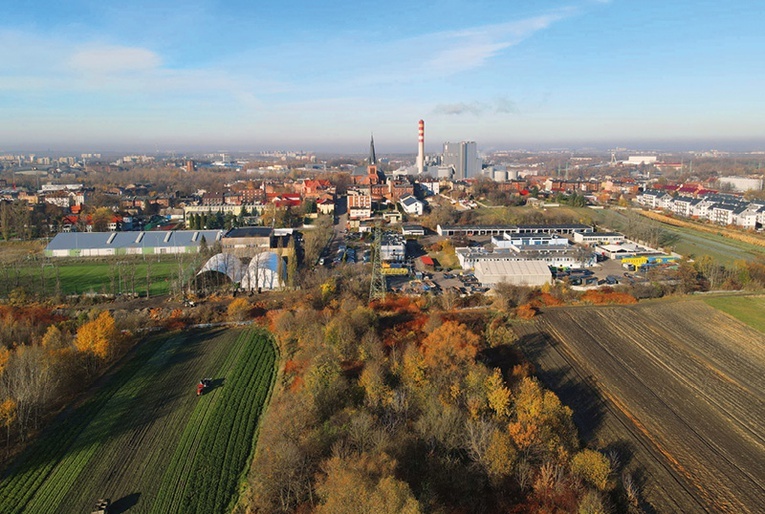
[369,134,377,166]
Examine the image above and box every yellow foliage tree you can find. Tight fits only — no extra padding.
[483,428,517,482]
[315,452,421,514]
[485,368,511,419]
[359,361,393,409]
[508,377,576,461]
[571,449,611,491]
[0,346,10,376]
[41,325,66,351]
[75,311,118,361]
[400,344,426,390]
[0,397,17,443]
[227,298,252,322]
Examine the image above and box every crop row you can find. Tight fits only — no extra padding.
[179,329,275,514]
[25,334,185,513]
[151,329,276,514]
[150,329,276,514]
[0,333,174,513]
[149,329,254,513]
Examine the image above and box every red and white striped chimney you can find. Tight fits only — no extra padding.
[417,119,425,174]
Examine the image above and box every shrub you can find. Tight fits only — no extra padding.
[227,298,252,322]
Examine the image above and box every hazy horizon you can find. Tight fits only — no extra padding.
[5,138,765,158]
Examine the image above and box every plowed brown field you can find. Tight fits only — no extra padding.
[514,300,765,513]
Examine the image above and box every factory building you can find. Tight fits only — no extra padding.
[442,141,481,180]
[474,260,552,288]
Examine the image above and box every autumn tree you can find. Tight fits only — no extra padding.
[1,345,54,439]
[485,368,512,419]
[0,397,17,444]
[75,311,119,370]
[315,451,421,514]
[91,206,114,232]
[509,377,577,463]
[287,236,297,288]
[227,298,252,322]
[571,449,611,491]
[0,202,11,241]
[303,215,333,266]
[420,321,480,376]
[41,324,67,351]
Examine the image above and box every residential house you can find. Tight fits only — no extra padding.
[399,194,424,216]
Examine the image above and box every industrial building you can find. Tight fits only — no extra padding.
[456,246,590,270]
[442,141,481,180]
[44,230,223,257]
[437,223,593,237]
[492,234,569,250]
[573,231,625,246]
[474,260,552,287]
[380,233,406,261]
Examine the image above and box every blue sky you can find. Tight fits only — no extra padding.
[1,0,764,152]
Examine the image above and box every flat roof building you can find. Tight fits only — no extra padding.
[44,230,223,257]
[474,260,552,288]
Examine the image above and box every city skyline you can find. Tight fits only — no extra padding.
[2,1,765,152]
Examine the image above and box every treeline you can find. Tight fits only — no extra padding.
[0,294,252,456]
[0,201,67,241]
[0,306,131,448]
[420,202,595,234]
[243,293,643,513]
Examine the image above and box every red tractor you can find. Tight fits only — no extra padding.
[197,378,212,396]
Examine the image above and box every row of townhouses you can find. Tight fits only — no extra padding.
[636,189,765,229]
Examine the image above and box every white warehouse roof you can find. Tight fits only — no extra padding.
[474,259,552,287]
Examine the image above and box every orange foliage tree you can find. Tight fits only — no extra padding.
[420,321,480,375]
[516,303,537,320]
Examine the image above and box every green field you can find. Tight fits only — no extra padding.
[0,256,203,298]
[591,209,765,265]
[704,295,765,334]
[0,327,277,514]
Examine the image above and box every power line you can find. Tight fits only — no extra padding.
[369,226,386,301]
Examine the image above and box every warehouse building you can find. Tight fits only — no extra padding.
[44,230,223,257]
[474,260,552,287]
[437,223,592,237]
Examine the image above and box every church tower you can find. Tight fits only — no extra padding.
[367,134,382,184]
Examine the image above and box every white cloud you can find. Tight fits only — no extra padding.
[422,11,573,75]
[68,46,162,73]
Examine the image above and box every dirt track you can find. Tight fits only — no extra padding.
[514,300,765,513]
